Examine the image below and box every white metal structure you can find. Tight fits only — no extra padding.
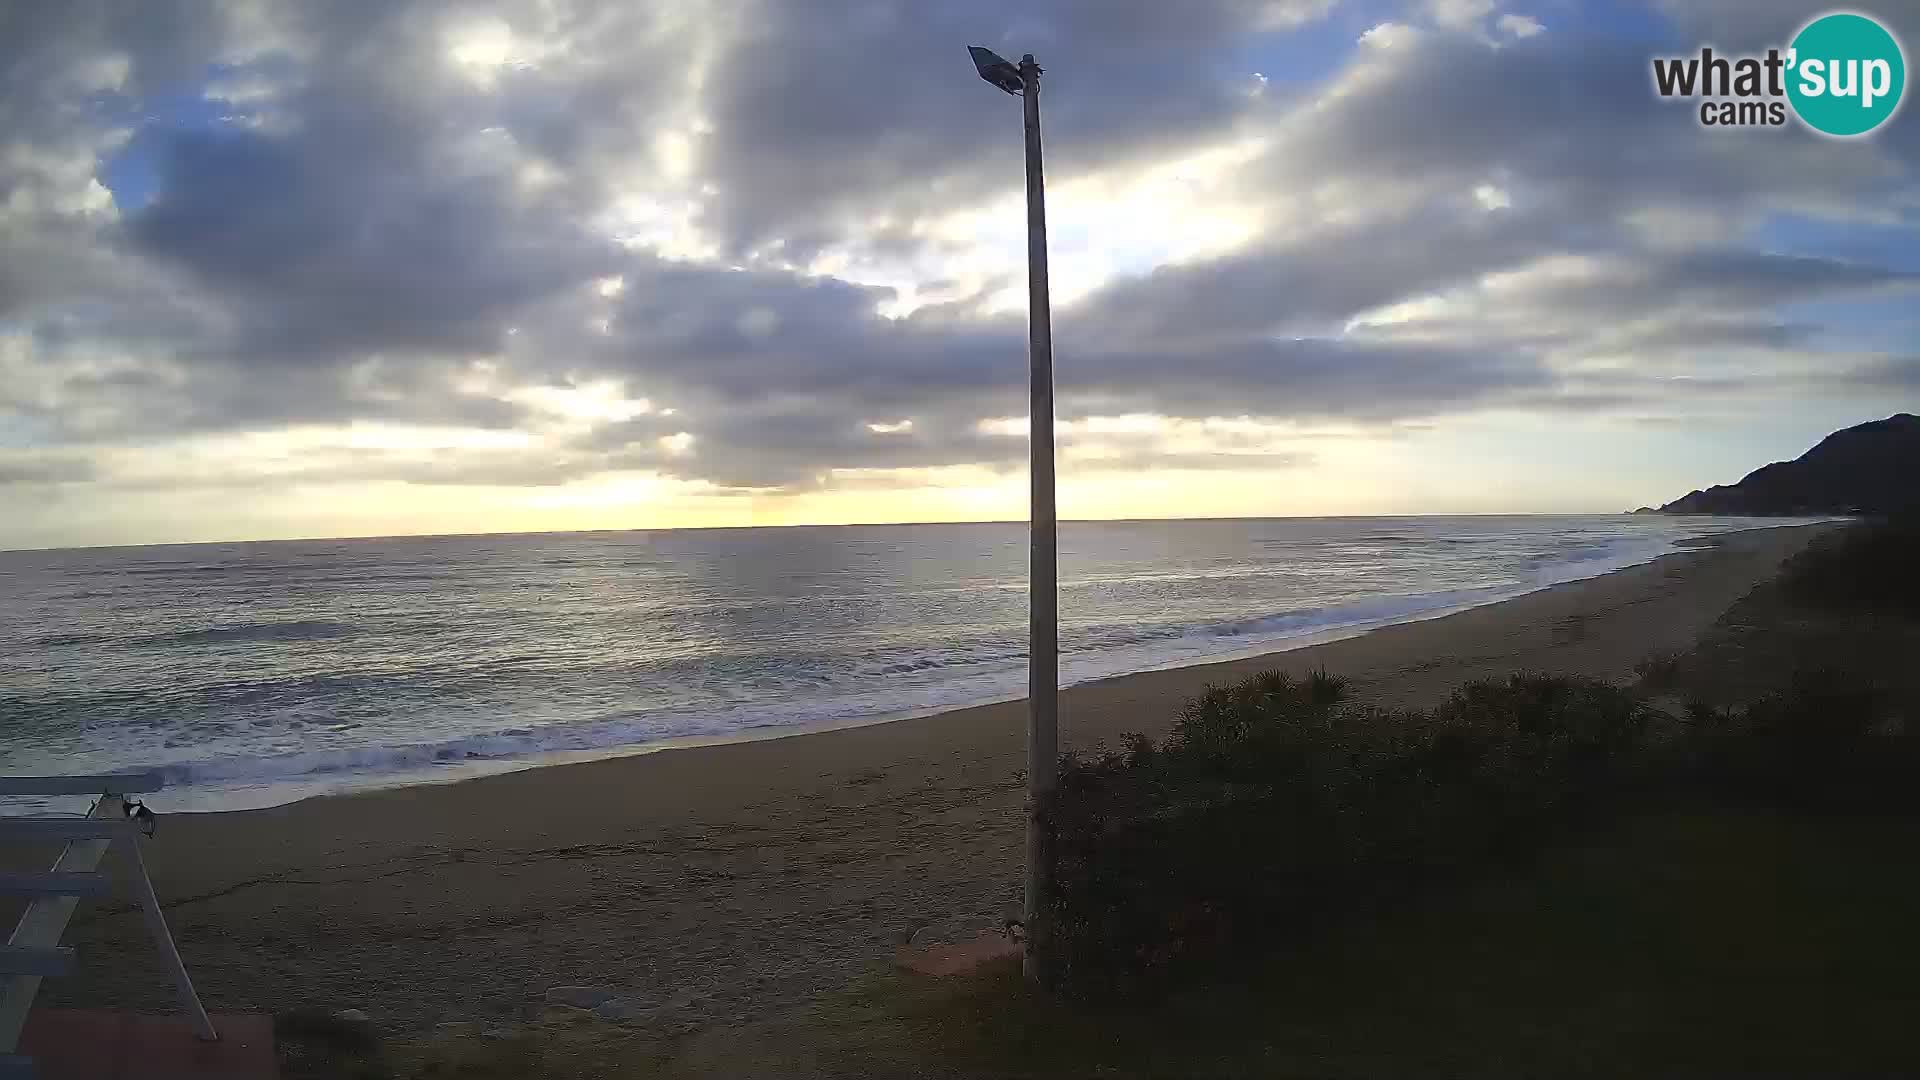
[0,774,216,1074]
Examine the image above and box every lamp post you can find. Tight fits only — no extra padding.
[969,44,1057,985]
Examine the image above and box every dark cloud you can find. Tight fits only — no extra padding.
[530,250,1559,486]
[1564,317,1814,353]
[1244,23,1915,228]
[127,125,619,361]
[1652,0,1872,51]
[643,408,1023,489]
[120,4,625,365]
[0,455,95,485]
[1061,210,1557,345]
[3,2,640,451]
[1060,450,1313,474]
[1838,354,1920,390]
[1061,337,1551,421]
[1,0,1917,514]
[698,0,1326,254]
[0,3,260,319]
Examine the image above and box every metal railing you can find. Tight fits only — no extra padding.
[0,773,215,1073]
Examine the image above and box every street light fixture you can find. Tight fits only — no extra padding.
[969,44,1057,986]
[968,46,1026,96]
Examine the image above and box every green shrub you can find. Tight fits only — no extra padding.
[1778,513,1920,619]
[1634,650,1687,691]
[1686,668,1920,812]
[1039,671,1656,998]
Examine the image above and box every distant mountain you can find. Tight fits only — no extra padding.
[1656,414,1920,516]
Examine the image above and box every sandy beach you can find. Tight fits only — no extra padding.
[38,523,1825,1033]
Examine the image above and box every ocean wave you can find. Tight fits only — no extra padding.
[1194,589,1508,638]
[804,539,1677,693]
[34,620,362,649]
[5,522,1706,813]
[127,690,960,800]
[861,648,1026,676]
[96,577,1586,802]
[34,631,115,648]
[154,620,361,646]
[114,563,248,577]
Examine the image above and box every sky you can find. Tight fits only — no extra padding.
[1,0,1916,549]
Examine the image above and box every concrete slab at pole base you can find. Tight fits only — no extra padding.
[18,1011,275,1079]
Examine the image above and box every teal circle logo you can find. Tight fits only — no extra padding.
[1787,12,1906,137]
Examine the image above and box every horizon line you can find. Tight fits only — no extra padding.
[0,509,1675,556]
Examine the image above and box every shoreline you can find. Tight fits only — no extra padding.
[143,592,1592,815]
[86,523,1770,816]
[45,522,1831,1032]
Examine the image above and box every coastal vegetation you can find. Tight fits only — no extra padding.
[277,517,1920,1077]
[1036,513,1920,998]
[1039,669,1656,996]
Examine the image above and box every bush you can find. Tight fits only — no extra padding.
[1039,671,1657,998]
[1634,650,1686,691]
[1778,513,1920,619]
[1685,669,1920,813]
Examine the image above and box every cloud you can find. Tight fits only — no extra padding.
[1838,354,1920,391]
[126,125,620,361]
[1424,0,1494,31]
[1495,14,1543,39]
[118,7,630,365]
[0,453,95,485]
[1651,0,1820,50]
[1,0,1916,528]
[517,242,1564,486]
[696,0,1342,255]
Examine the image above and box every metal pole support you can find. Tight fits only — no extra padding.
[1019,51,1059,986]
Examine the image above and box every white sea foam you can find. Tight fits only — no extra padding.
[0,518,1792,814]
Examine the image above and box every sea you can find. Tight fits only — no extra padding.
[0,515,1791,813]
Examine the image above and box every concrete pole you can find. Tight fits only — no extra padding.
[1018,52,1058,986]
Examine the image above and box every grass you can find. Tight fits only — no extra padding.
[1777,512,1920,619]
[1656,525,1920,717]
[840,804,1920,1079]
[1632,649,1686,692]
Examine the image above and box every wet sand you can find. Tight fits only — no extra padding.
[44,524,1825,1032]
